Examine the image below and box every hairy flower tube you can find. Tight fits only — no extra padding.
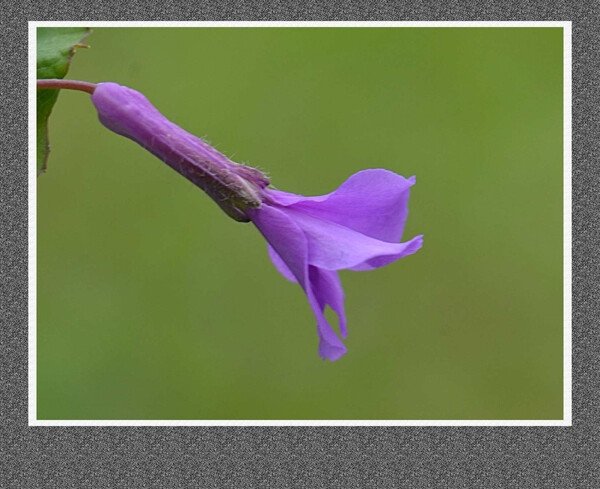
[89,82,423,361]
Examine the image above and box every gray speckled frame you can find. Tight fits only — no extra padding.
[2,3,596,487]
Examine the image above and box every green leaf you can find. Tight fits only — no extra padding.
[37,27,91,175]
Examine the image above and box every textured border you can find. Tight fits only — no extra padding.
[2,2,598,487]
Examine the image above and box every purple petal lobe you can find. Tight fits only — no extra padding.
[249,205,348,361]
[267,244,297,283]
[249,205,307,283]
[309,266,347,338]
[348,235,423,271]
[283,208,423,271]
[266,169,415,242]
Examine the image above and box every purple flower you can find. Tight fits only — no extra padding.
[247,172,422,361]
[91,82,423,361]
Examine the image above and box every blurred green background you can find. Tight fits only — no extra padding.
[37,27,564,420]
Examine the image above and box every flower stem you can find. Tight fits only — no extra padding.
[37,79,97,94]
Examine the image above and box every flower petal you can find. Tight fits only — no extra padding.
[249,205,348,361]
[309,266,347,339]
[266,169,415,242]
[283,207,423,271]
[267,244,298,283]
[348,235,423,272]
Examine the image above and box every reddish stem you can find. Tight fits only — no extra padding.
[37,79,97,94]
